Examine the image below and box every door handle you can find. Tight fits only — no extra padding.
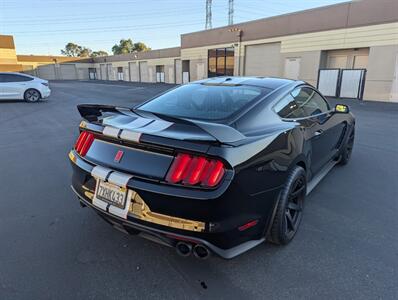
[314,129,324,136]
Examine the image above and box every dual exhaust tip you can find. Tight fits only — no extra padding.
[176,241,210,259]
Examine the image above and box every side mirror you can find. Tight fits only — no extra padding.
[334,104,349,114]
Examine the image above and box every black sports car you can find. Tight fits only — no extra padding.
[69,77,355,259]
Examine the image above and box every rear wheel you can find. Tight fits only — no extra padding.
[24,89,41,102]
[269,166,306,245]
[338,128,355,165]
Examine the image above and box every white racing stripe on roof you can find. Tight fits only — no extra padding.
[103,126,121,138]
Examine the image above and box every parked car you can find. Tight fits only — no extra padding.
[69,77,355,259]
[0,72,51,102]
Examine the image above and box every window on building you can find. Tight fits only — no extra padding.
[208,47,234,77]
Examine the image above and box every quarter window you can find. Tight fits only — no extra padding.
[275,87,330,119]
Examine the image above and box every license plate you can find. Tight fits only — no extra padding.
[95,180,127,209]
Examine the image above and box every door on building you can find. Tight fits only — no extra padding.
[139,61,148,82]
[106,64,113,80]
[339,69,366,99]
[117,67,124,81]
[156,65,165,83]
[208,47,234,77]
[175,59,182,84]
[244,43,281,77]
[129,62,139,82]
[88,68,97,80]
[391,54,398,101]
[100,64,106,80]
[182,60,190,84]
[60,64,77,80]
[284,57,301,80]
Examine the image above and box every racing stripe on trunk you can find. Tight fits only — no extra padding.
[103,126,121,138]
[91,166,112,211]
[107,171,132,188]
[119,130,141,143]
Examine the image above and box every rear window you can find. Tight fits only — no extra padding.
[138,83,271,121]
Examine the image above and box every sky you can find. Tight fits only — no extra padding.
[0,0,348,55]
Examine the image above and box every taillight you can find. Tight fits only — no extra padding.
[166,153,225,188]
[74,131,94,156]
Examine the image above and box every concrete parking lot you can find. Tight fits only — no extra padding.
[0,80,397,299]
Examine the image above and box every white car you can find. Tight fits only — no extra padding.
[0,72,51,102]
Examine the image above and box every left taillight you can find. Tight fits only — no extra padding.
[165,153,225,188]
[74,131,94,157]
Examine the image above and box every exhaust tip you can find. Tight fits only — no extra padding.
[193,244,210,259]
[176,242,192,257]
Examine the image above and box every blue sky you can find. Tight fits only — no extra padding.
[0,0,348,55]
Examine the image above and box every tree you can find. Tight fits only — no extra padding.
[112,39,150,55]
[91,50,108,57]
[61,42,83,57]
[61,43,93,57]
[79,47,92,57]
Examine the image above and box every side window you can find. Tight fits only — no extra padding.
[274,93,306,119]
[293,87,329,116]
[3,74,33,82]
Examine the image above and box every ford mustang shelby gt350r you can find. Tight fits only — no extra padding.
[69,77,355,259]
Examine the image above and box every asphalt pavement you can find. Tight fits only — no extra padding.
[0,80,397,299]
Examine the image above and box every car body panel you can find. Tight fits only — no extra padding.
[0,72,51,100]
[69,77,355,258]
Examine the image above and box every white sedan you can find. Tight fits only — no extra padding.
[0,72,51,102]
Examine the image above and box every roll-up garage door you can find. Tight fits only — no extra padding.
[60,64,77,80]
[100,64,106,80]
[38,65,56,80]
[175,59,182,84]
[139,61,148,82]
[129,62,139,81]
[244,43,281,77]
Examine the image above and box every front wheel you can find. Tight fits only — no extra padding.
[268,166,306,245]
[338,127,355,165]
[24,89,41,102]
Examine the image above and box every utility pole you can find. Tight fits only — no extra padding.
[206,0,212,29]
[228,0,234,25]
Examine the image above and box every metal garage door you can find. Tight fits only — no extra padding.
[317,69,340,97]
[139,61,148,82]
[167,66,174,83]
[128,62,139,81]
[37,65,56,80]
[175,59,182,84]
[244,43,281,76]
[60,64,77,80]
[100,64,106,80]
[106,64,112,80]
[391,54,398,101]
[340,69,366,99]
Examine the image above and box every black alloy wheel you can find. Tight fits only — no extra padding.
[269,166,306,245]
[339,128,355,165]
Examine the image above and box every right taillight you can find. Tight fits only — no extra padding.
[166,153,225,188]
[74,131,94,157]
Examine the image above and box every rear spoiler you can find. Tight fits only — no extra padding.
[77,104,246,144]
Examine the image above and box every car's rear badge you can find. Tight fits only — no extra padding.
[114,150,124,163]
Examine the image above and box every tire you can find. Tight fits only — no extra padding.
[24,89,41,102]
[338,127,355,166]
[269,166,306,245]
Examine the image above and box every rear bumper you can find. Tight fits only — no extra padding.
[69,150,281,258]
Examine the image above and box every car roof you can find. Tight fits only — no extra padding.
[193,76,304,90]
[0,72,34,77]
